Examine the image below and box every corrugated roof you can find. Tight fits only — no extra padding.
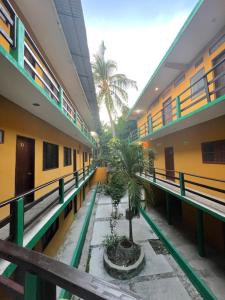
[53,0,101,132]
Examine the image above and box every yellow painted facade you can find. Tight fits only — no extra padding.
[137,35,225,135]
[0,97,91,219]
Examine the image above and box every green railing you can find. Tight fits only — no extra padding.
[129,55,225,143]
[0,0,97,147]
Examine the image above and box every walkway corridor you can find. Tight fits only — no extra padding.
[79,192,201,300]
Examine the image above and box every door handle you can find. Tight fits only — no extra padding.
[27,172,32,175]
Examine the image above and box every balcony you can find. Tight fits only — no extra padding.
[129,56,225,143]
[0,0,97,147]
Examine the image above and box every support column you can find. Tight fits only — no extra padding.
[59,178,64,204]
[11,17,25,67]
[176,96,181,119]
[196,209,205,257]
[10,197,24,246]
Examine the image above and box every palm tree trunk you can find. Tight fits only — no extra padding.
[128,195,133,243]
[106,104,116,137]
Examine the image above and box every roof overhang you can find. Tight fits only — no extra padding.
[13,0,96,129]
[129,0,225,119]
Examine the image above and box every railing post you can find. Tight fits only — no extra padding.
[148,116,153,134]
[75,171,79,188]
[176,96,181,119]
[25,272,56,300]
[204,76,211,103]
[166,193,172,225]
[196,209,205,257]
[59,87,64,110]
[179,172,185,196]
[83,167,85,180]
[153,168,156,183]
[59,178,64,204]
[87,166,89,175]
[10,197,24,246]
[11,17,25,67]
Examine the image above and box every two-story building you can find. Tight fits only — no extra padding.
[128,0,225,254]
[0,0,104,282]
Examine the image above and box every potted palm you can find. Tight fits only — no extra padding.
[103,139,147,279]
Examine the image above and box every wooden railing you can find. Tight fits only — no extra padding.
[139,166,225,205]
[129,56,225,143]
[0,165,94,243]
[0,239,141,300]
[0,0,97,147]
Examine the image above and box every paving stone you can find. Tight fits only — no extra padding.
[132,277,192,300]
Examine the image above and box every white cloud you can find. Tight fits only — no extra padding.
[86,13,190,123]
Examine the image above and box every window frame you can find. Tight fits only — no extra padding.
[42,218,59,250]
[201,140,225,164]
[64,201,73,219]
[64,146,72,167]
[43,141,59,171]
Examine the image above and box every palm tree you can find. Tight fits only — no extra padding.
[109,140,145,243]
[92,41,137,137]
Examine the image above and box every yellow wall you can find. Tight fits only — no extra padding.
[137,35,225,133]
[151,115,225,199]
[0,97,91,219]
[91,167,108,184]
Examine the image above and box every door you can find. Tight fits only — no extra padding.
[213,50,225,98]
[163,97,173,125]
[15,136,35,203]
[164,147,175,181]
[73,149,77,173]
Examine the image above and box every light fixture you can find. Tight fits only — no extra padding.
[135,109,142,114]
[155,87,159,91]
[32,103,40,107]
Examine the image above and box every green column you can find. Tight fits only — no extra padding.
[166,193,172,225]
[24,273,39,300]
[75,172,79,188]
[179,172,185,196]
[11,17,25,67]
[196,209,205,257]
[148,115,153,134]
[15,197,24,246]
[153,168,156,183]
[59,178,64,204]
[176,96,181,119]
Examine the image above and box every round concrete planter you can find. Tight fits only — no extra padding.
[103,246,145,280]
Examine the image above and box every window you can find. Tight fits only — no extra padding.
[42,218,59,250]
[43,142,59,170]
[209,33,225,55]
[174,73,185,87]
[0,130,4,144]
[64,201,73,219]
[202,140,225,164]
[64,147,72,166]
[190,68,205,99]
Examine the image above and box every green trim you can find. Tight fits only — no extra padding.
[59,185,98,299]
[176,96,181,119]
[140,208,217,300]
[137,174,225,222]
[132,94,225,143]
[2,170,95,278]
[15,197,24,246]
[179,172,185,196]
[128,0,204,116]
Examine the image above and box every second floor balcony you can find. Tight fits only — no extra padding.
[0,0,97,147]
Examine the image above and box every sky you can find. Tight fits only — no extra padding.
[82,0,198,123]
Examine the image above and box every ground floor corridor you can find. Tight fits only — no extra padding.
[57,190,202,299]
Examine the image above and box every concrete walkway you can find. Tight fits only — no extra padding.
[146,205,225,300]
[81,192,201,300]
